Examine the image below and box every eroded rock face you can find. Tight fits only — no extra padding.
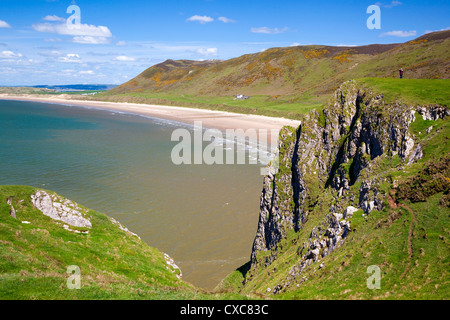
[246,80,448,293]
[31,190,92,229]
[417,105,450,121]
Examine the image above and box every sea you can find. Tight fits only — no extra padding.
[0,99,268,290]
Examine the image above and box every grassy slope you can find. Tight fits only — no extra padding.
[94,31,450,119]
[218,80,450,300]
[357,78,450,106]
[0,186,247,300]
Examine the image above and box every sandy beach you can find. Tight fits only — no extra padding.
[0,94,301,134]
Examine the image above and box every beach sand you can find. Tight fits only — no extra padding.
[0,94,301,134]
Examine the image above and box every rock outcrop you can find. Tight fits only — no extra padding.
[246,80,448,293]
[31,190,92,230]
[6,198,16,219]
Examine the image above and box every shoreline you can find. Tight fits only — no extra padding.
[0,94,301,134]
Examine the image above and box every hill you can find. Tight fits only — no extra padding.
[218,79,449,299]
[0,186,244,299]
[97,30,450,119]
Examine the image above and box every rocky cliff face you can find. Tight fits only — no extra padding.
[246,80,449,294]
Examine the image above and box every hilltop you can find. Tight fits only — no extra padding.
[96,30,450,118]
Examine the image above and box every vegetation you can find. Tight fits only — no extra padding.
[0,186,247,299]
[219,77,450,300]
[90,30,450,119]
[358,78,450,106]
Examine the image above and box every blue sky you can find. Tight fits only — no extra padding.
[0,0,448,85]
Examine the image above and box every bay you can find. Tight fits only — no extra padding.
[0,99,264,290]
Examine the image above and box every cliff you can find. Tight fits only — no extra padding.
[221,80,449,299]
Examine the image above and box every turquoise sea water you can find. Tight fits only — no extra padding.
[0,99,264,289]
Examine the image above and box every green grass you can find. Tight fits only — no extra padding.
[281,193,449,300]
[357,78,450,106]
[96,32,449,119]
[232,191,449,300]
[0,185,249,300]
[96,91,316,119]
[221,78,449,299]
[95,78,449,120]
[0,87,55,95]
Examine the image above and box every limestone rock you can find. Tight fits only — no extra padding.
[6,198,16,219]
[416,105,449,121]
[343,206,358,219]
[31,190,92,229]
[247,81,448,290]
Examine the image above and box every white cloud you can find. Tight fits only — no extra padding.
[380,30,416,37]
[0,50,22,58]
[44,38,62,42]
[0,20,11,28]
[375,1,402,8]
[116,41,127,46]
[38,50,62,57]
[79,70,95,75]
[197,48,218,57]
[218,17,235,23]
[58,53,82,63]
[73,36,110,44]
[251,27,288,34]
[43,15,65,22]
[33,22,112,37]
[424,27,450,34]
[114,55,135,62]
[33,21,112,44]
[186,15,214,24]
[336,44,359,47]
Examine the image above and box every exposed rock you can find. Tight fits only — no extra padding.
[30,190,92,229]
[109,217,140,239]
[408,144,423,165]
[6,198,16,219]
[163,253,182,279]
[343,206,358,219]
[246,81,449,292]
[416,105,449,121]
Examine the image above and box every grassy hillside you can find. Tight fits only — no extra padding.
[0,186,246,299]
[218,80,449,300]
[95,30,450,119]
[221,192,449,299]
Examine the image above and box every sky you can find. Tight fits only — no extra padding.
[0,0,448,86]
